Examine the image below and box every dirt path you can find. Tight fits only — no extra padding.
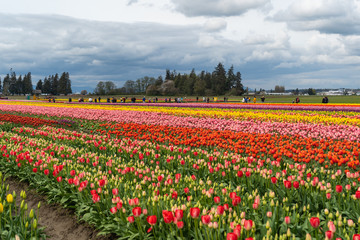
[6,177,113,240]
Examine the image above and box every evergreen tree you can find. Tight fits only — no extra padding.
[42,77,51,94]
[0,77,2,93]
[234,72,244,95]
[64,72,72,95]
[15,75,23,95]
[226,65,236,91]
[212,63,227,95]
[9,71,17,95]
[23,72,33,94]
[194,78,206,96]
[50,74,59,95]
[3,74,10,96]
[58,72,67,94]
[36,80,43,91]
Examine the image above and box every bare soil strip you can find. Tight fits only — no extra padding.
[5,176,113,240]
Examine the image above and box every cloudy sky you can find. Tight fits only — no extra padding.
[1,0,360,92]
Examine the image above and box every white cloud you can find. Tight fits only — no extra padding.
[204,19,227,32]
[272,0,360,35]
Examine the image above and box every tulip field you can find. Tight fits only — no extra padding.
[1,100,360,240]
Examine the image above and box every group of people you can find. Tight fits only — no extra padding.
[322,96,329,103]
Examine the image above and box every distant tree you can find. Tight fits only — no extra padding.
[42,77,51,94]
[124,80,136,94]
[15,75,23,94]
[64,72,72,95]
[80,90,88,95]
[146,85,160,96]
[58,73,67,94]
[274,85,285,93]
[155,76,163,86]
[23,72,33,94]
[194,78,206,96]
[226,65,236,91]
[234,72,244,95]
[212,63,227,95]
[3,74,10,95]
[104,81,116,94]
[94,81,106,95]
[9,71,17,95]
[308,88,316,95]
[0,77,2,92]
[50,74,58,95]
[36,79,43,91]
[160,80,178,96]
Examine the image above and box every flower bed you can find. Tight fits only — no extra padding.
[0,101,359,239]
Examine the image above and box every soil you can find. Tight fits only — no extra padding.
[5,177,114,240]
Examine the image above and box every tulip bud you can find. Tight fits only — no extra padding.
[324,209,329,215]
[29,209,34,219]
[37,202,41,209]
[33,219,37,229]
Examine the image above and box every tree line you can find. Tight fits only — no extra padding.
[0,72,33,95]
[35,72,72,95]
[93,63,245,96]
[0,72,72,96]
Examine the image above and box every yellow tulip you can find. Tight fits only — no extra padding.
[6,194,13,203]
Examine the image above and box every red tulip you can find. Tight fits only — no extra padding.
[335,185,343,193]
[190,207,200,218]
[271,177,277,184]
[293,181,299,189]
[44,169,49,175]
[244,219,253,231]
[184,187,189,194]
[224,204,229,211]
[116,202,122,209]
[57,176,62,182]
[237,171,243,177]
[110,207,117,214]
[326,193,331,199]
[98,179,105,187]
[214,196,221,203]
[92,194,100,203]
[132,207,142,217]
[162,210,174,223]
[227,232,238,240]
[245,171,251,177]
[354,234,360,240]
[325,230,334,240]
[128,216,135,223]
[229,192,237,199]
[147,215,157,226]
[232,196,241,206]
[176,221,184,229]
[112,188,119,195]
[356,191,360,199]
[309,217,320,228]
[201,215,211,225]
[70,170,76,176]
[32,168,37,173]
[284,216,290,224]
[217,205,225,215]
[284,180,292,189]
[175,209,183,220]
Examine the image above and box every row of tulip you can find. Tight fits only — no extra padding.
[0,172,44,239]
[0,102,360,141]
[0,120,360,239]
[2,101,360,127]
